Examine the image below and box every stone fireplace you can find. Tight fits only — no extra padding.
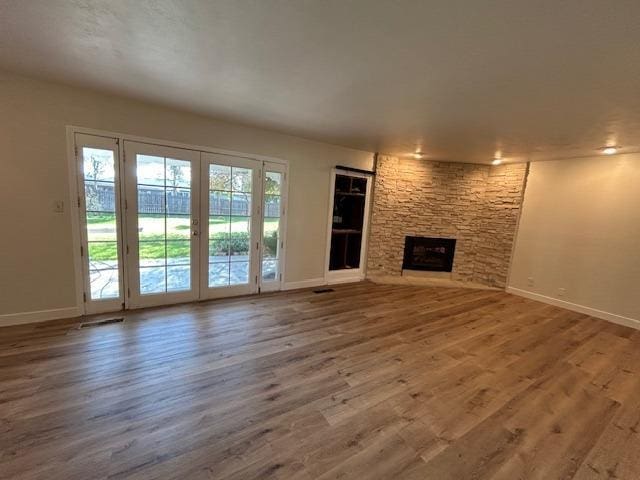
[366,156,528,288]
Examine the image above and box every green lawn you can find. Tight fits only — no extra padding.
[87,214,279,261]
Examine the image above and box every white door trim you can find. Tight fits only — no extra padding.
[200,152,262,300]
[73,133,127,314]
[67,125,288,166]
[259,161,288,293]
[324,168,373,284]
[67,126,289,314]
[123,140,201,309]
[67,128,85,315]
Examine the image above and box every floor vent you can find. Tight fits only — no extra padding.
[79,317,125,329]
[313,288,335,294]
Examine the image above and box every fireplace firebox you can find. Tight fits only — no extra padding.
[402,236,456,272]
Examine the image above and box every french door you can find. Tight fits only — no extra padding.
[123,141,201,308]
[260,162,286,292]
[75,134,125,314]
[74,133,285,313]
[200,153,261,299]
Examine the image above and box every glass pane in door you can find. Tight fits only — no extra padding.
[208,165,252,287]
[136,155,192,294]
[82,147,121,300]
[262,171,282,281]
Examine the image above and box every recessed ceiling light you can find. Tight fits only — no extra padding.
[602,146,618,155]
[492,158,502,165]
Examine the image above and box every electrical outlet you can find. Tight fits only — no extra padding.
[558,288,566,297]
[527,277,534,287]
[53,200,64,213]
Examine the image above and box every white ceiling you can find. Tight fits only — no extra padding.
[1,0,640,164]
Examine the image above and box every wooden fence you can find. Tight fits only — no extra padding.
[88,184,280,217]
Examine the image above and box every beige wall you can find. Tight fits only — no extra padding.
[509,154,640,321]
[0,71,373,316]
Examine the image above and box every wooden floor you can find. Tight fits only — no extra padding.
[2,282,640,480]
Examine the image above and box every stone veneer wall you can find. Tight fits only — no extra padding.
[366,155,528,288]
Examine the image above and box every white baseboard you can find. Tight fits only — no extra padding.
[0,307,80,328]
[326,275,365,285]
[506,287,640,331]
[282,277,327,291]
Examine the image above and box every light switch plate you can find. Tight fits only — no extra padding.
[53,200,64,213]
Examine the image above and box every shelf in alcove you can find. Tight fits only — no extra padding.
[335,191,365,197]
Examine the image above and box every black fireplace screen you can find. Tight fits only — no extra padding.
[402,236,456,272]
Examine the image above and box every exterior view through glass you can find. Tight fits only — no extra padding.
[82,147,121,300]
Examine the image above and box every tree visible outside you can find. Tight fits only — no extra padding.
[84,151,107,211]
[167,164,184,191]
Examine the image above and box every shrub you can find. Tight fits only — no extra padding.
[210,231,250,255]
[264,230,278,256]
[209,230,278,256]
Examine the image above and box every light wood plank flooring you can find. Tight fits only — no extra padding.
[1,282,640,479]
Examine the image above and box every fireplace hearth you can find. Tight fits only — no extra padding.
[402,236,456,272]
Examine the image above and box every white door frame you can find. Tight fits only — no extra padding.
[72,133,126,314]
[200,152,262,299]
[259,161,288,293]
[67,126,289,315]
[324,168,373,285]
[123,141,201,309]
